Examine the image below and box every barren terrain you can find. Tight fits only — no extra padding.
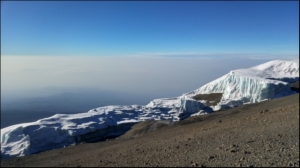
[1,92,299,167]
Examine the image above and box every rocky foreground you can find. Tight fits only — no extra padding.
[1,92,299,167]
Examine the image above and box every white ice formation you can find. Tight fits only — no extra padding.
[1,60,299,158]
[186,60,299,110]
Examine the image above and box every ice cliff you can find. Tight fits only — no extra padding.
[186,60,299,110]
[1,60,299,159]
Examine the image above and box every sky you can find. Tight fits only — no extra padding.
[1,1,299,57]
[1,1,299,106]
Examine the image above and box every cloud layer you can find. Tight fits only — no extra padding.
[1,55,292,102]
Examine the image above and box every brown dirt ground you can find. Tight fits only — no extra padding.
[1,93,299,167]
[192,93,223,106]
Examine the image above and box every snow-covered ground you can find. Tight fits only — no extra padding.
[1,60,299,159]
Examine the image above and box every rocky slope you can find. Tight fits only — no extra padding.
[1,93,299,167]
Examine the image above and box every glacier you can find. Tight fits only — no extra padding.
[1,59,299,159]
[185,60,299,110]
[186,73,293,111]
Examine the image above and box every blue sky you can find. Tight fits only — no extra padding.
[1,1,299,58]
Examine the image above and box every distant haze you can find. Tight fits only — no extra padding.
[2,56,283,102]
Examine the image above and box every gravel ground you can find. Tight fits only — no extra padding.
[1,93,299,167]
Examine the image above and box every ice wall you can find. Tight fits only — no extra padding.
[186,60,299,110]
[215,75,292,110]
[178,96,207,116]
[187,73,294,111]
